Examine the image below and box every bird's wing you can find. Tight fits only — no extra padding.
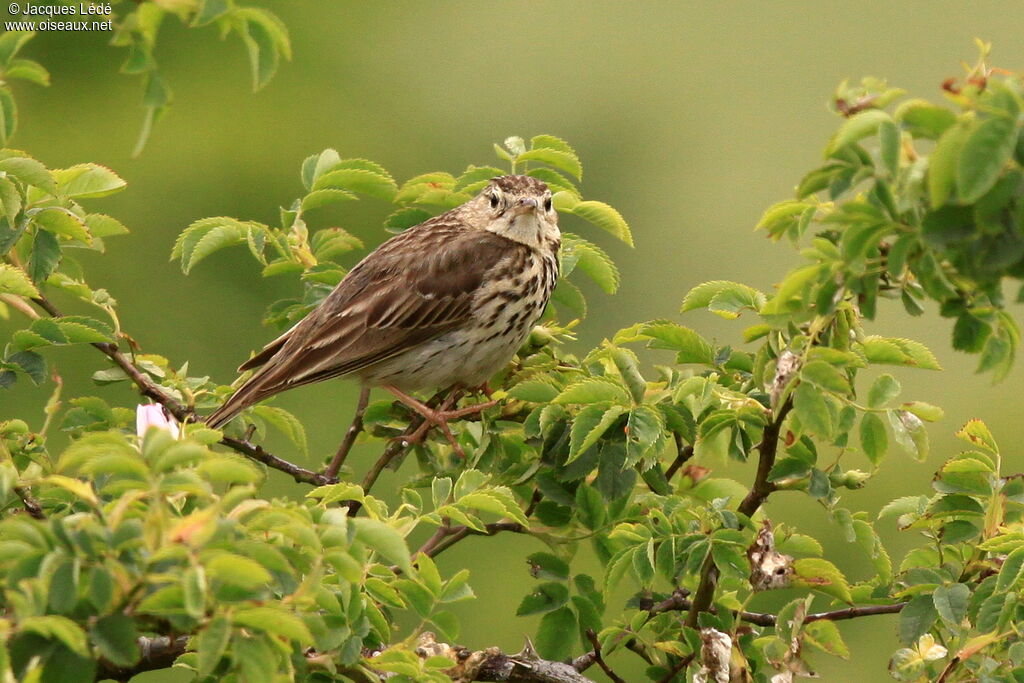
[206,220,523,427]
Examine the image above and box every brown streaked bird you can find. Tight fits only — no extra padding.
[205,175,561,444]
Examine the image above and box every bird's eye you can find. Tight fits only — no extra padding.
[543,196,553,212]
[489,193,500,209]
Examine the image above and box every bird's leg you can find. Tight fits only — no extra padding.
[384,386,497,458]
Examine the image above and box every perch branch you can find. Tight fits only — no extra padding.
[29,293,332,487]
[324,385,370,479]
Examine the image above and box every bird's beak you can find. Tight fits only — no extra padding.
[512,197,539,215]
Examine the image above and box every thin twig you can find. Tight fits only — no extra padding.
[0,294,40,319]
[424,522,526,559]
[655,654,695,683]
[584,629,626,683]
[324,385,370,479]
[221,435,333,486]
[664,434,694,480]
[650,588,906,626]
[29,293,328,486]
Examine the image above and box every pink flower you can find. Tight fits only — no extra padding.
[136,403,180,440]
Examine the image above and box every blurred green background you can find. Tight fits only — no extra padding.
[4,2,1024,680]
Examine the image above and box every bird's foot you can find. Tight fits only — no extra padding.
[385,386,497,458]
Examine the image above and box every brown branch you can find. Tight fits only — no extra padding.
[652,588,905,627]
[324,385,370,479]
[409,632,596,683]
[738,399,793,518]
[421,521,527,560]
[584,629,626,683]
[30,293,330,487]
[664,434,694,480]
[221,435,333,486]
[688,400,793,627]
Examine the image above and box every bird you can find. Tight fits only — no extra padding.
[205,175,561,450]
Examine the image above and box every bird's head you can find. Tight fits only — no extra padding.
[464,175,560,249]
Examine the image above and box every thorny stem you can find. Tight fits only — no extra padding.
[324,385,370,479]
[584,629,627,683]
[688,398,792,628]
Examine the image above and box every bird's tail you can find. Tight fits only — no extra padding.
[205,371,275,430]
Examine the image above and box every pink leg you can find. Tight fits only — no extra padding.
[384,386,497,458]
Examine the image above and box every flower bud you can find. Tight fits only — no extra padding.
[136,403,180,440]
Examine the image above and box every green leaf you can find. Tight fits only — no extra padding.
[827,109,892,154]
[859,412,888,466]
[804,620,850,658]
[251,405,308,456]
[895,98,956,139]
[858,336,941,370]
[889,409,928,462]
[27,229,59,284]
[516,582,568,616]
[234,607,313,642]
[0,154,54,192]
[996,546,1024,592]
[899,594,937,646]
[639,321,714,364]
[205,552,272,591]
[957,116,1018,203]
[0,87,15,145]
[681,280,766,318]
[791,557,852,603]
[569,404,626,462]
[554,378,631,405]
[34,208,91,244]
[52,164,126,198]
[85,214,130,238]
[352,518,413,575]
[564,234,619,293]
[929,121,970,208]
[20,616,88,656]
[90,615,139,668]
[49,558,78,613]
[801,361,849,393]
[0,263,39,297]
[527,552,570,581]
[569,200,633,246]
[535,606,577,661]
[932,583,970,628]
[793,382,832,439]
[238,13,280,91]
[575,484,606,530]
[508,379,560,403]
[313,168,397,200]
[868,374,901,408]
[171,217,248,273]
[0,31,34,67]
[900,401,944,423]
[956,419,998,453]
[518,148,582,180]
[196,616,231,675]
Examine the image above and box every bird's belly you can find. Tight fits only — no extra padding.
[357,250,557,393]
[359,324,529,391]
